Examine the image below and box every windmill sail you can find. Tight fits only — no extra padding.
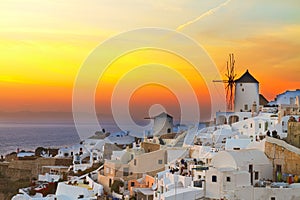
[213,53,237,110]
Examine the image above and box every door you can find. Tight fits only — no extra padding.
[249,164,253,185]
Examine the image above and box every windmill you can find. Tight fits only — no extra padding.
[213,53,237,111]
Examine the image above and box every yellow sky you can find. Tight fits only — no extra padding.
[0,0,299,120]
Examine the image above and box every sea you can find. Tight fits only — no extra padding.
[0,121,121,156]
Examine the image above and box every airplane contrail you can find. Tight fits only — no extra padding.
[176,0,232,31]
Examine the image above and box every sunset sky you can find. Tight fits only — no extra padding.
[1,0,300,122]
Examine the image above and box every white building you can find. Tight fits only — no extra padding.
[55,176,103,199]
[12,168,104,200]
[205,149,272,199]
[224,138,251,150]
[56,144,86,158]
[153,171,203,200]
[152,112,174,136]
[269,89,300,106]
[231,113,279,139]
[280,115,300,133]
[195,124,238,148]
[234,70,259,113]
[216,111,252,125]
[189,145,218,165]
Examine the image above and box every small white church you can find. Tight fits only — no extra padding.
[216,70,262,125]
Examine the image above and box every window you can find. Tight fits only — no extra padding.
[276,165,282,173]
[271,197,275,200]
[250,123,253,128]
[265,122,268,131]
[233,147,240,150]
[193,180,202,188]
[106,167,110,174]
[123,168,129,176]
[240,83,242,86]
[242,88,244,92]
[249,165,253,172]
[158,159,163,164]
[134,159,137,166]
[109,179,112,187]
[282,121,284,126]
[198,175,202,179]
[255,171,259,180]
[244,104,248,111]
[259,123,262,129]
[212,175,217,182]
[131,182,135,187]
[226,176,231,182]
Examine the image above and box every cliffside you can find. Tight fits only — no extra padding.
[0,157,72,199]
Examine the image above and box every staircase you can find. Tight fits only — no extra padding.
[183,125,198,147]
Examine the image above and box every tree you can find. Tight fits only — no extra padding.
[111,180,124,194]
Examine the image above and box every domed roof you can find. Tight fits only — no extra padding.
[235,69,259,83]
[211,149,270,169]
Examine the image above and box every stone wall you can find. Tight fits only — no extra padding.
[141,142,160,153]
[233,186,300,200]
[0,157,72,181]
[265,136,300,180]
[0,162,9,177]
[287,121,300,148]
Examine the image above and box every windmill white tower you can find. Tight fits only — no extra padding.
[234,70,259,113]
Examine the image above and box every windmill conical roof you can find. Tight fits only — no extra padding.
[235,69,259,83]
